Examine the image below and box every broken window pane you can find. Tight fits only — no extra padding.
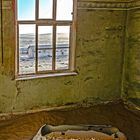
[38,26,53,71]
[19,24,36,74]
[17,0,35,20]
[39,0,53,19]
[56,0,73,20]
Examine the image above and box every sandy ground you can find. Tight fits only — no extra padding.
[0,101,140,140]
[19,54,69,74]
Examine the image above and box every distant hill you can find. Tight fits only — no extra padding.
[19,33,69,48]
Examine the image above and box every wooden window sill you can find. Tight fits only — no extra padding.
[15,72,78,81]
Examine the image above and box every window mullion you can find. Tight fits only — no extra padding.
[69,26,72,70]
[35,0,38,74]
[53,0,57,20]
[35,25,38,74]
[17,24,19,74]
[36,0,39,20]
[52,0,57,71]
[52,25,56,71]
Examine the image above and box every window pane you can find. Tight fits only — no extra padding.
[38,49,53,71]
[17,0,35,20]
[56,0,73,20]
[56,26,70,70]
[38,26,53,46]
[19,24,36,74]
[56,48,69,70]
[38,26,53,71]
[56,26,70,47]
[39,0,53,19]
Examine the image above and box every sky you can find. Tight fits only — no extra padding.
[18,0,36,20]
[18,0,73,34]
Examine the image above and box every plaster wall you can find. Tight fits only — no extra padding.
[123,2,140,106]
[0,0,126,113]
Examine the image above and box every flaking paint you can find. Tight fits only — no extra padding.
[0,0,136,113]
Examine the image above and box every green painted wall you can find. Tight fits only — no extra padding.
[123,1,140,106]
[0,0,128,113]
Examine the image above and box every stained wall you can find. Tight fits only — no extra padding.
[0,0,127,113]
[123,1,140,106]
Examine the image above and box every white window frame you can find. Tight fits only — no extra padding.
[15,0,77,79]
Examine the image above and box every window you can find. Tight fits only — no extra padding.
[16,0,76,78]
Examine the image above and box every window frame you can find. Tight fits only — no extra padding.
[15,0,77,79]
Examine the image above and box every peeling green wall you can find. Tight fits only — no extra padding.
[0,0,127,113]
